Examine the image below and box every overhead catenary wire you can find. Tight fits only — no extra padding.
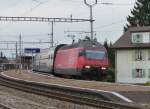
[63,0,134,29]
[60,0,134,6]
[0,0,50,33]
[0,1,134,43]
[22,0,49,16]
[32,0,43,3]
[94,20,126,30]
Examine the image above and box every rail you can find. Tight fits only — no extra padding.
[0,103,12,109]
[0,72,144,109]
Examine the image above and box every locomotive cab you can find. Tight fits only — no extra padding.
[79,50,107,69]
[78,49,108,79]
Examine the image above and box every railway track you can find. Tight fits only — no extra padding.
[0,103,12,109]
[0,72,145,109]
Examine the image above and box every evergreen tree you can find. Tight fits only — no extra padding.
[124,0,150,31]
[108,42,115,68]
[104,39,109,50]
[103,40,115,82]
[0,52,3,58]
[104,40,115,68]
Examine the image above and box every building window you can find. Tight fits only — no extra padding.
[132,69,145,78]
[132,34,143,43]
[134,50,143,61]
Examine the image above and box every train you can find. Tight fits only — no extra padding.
[33,37,109,80]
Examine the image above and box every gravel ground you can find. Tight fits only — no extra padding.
[2,70,150,105]
[0,85,99,109]
[0,85,57,109]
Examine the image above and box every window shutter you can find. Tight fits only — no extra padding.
[142,50,145,61]
[132,69,136,78]
[149,69,150,78]
[132,50,136,61]
[142,69,146,78]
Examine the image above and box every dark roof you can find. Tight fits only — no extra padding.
[60,39,106,50]
[113,26,150,49]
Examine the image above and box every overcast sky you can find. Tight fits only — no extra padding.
[0,0,136,57]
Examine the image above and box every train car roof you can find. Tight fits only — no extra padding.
[59,38,105,50]
[40,47,55,53]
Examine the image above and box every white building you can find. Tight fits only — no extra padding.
[113,26,150,84]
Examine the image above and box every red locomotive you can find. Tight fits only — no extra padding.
[33,37,108,80]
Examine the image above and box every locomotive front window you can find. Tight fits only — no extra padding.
[85,50,106,60]
[79,50,86,56]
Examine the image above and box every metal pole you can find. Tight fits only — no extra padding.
[84,0,97,41]
[48,22,54,48]
[51,21,54,47]
[90,6,93,41]
[32,51,33,70]
[15,42,18,69]
[15,42,18,59]
[19,34,22,70]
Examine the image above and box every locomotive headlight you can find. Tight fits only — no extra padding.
[85,65,91,69]
[101,67,106,70]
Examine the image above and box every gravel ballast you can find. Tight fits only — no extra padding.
[0,85,100,109]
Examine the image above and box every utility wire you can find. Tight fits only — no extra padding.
[94,20,126,30]
[61,0,134,6]
[32,0,43,3]
[0,0,49,31]
[22,0,49,16]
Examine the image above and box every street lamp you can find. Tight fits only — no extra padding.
[84,0,97,41]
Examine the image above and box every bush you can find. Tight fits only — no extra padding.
[144,82,150,86]
[106,69,115,82]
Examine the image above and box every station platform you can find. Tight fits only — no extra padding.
[1,70,150,105]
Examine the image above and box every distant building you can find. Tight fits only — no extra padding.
[21,55,32,69]
[113,26,150,84]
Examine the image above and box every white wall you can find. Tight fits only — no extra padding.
[116,49,150,84]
